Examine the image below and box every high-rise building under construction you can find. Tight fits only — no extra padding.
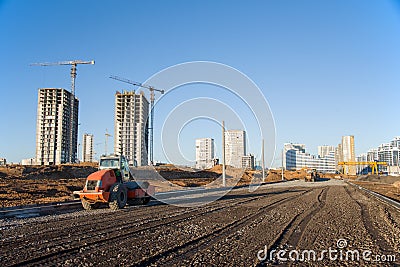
[114,91,149,166]
[35,88,79,165]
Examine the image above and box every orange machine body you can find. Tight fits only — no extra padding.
[76,169,155,203]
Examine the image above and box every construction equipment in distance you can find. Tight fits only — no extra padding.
[30,60,95,163]
[305,168,320,182]
[109,75,165,165]
[338,161,388,175]
[73,155,155,210]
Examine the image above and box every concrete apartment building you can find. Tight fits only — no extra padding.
[114,91,149,166]
[224,130,246,168]
[318,145,335,158]
[374,137,399,175]
[195,138,214,169]
[241,154,255,170]
[284,143,336,173]
[357,137,400,175]
[35,88,79,165]
[82,133,94,162]
[341,135,356,175]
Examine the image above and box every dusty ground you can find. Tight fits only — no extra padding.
[352,174,400,202]
[0,164,97,207]
[0,180,399,266]
[1,163,399,208]
[0,164,289,207]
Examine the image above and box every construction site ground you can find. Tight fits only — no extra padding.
[1,179,399,266]
[1,164,400,207]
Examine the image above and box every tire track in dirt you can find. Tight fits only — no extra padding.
[3,189,308,266]
[1,189,285,244]
[256,187,327,266]
[135,189,316,266]
[344,186,394,254]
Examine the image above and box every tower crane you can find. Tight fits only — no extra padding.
[31,60,95,163]
[105,129,112,156]
[109,75,164,165]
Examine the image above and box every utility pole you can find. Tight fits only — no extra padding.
[262,139,265,182]
[105,129,112,156]
[222,121,226,187]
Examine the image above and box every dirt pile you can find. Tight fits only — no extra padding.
[394,181,400,189]
[0,164,97,208]
[155,164,257,187]
[0,164,97,180]
[357,174,400,185]
[266,169,307,181]
[155,167,220,180]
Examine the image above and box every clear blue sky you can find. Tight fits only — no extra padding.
[1,0,400,167]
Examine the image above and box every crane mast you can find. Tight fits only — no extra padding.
[109,75,164,165]
[31,60,95,163]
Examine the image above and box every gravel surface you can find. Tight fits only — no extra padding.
[0,180,399,266]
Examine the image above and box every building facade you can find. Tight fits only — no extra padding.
[224,130,246,168]
[21,158,37,165]
[377,137,400,175]
[82,133,94,162]
[241,154,255,170]
[114,91,149,166]
[341,135,356,175]
[35,88,79,165]
[284,143,336,173]
[378,143,399,167]
[358,137,400,175]
[318,145,335,158]
[195,138,214,169]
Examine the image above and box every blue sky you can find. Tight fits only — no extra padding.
[0,0,399,166]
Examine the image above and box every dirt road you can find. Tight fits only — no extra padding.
[1,180,399,266]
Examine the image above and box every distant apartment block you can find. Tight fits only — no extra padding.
[378,142,399,167]
[318,145,335,158]
[283,143,305,169]
[0,158,6,166]
[195,138,214,169]
[357,137,400,175]
[375,137,399,175]
[241,154,255,170]
[284,143,336,173]
[334,144,343,172]
[21,158,37,165]
[224,130,246,168]
[367,148,378,162]
[341,135,356,175]
[35,88,79,165]
[82,133,94,162]
[114,91,149,166]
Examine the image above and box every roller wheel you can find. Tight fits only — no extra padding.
[141,197,151,205]
[82,199,97,210]
[109,183,128,210]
